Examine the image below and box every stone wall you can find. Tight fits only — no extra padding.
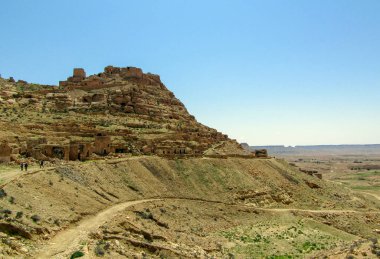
[120,67,143,79]
[0,142,11,163]
[27,137,47,157]
[94,135,111,155]
[42,145,70,161]
[73,68,86,79]
[69,142,93,161]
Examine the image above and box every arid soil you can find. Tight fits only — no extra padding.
[280,154,380,201]
[0,157,378,258]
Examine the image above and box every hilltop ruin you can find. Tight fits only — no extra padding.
[0,66,266,162]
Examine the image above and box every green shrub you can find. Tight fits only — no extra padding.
[8,196,15,204]
[0,189,7,198]
[16,211,23,219]
[70,251,84,259]
[31,214,41,223]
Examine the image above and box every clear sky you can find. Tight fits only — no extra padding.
[1,0,379,146]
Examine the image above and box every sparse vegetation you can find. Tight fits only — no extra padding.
[0,189,7,198]
[1,209,12,215]
[8,196,15,204]
[31,214,41,223]
[15,211,23,219]
[94,240,109,257]
[70,251,84,258]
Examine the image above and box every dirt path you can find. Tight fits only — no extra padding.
[0,166,54,187]
[256,207,379,214]
[359,191,380,201]
[0,167,55,187]
[0,168,23,185]
[36,199,160,259]
[35,197,379,258]
[0,155,149,188]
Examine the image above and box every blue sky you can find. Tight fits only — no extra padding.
[1,0,379,145]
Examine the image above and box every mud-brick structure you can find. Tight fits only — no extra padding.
[27,137,48,158]
[155,145,189,156]
[69,142,93,161]
[42,144,70,161]
[70,68,86,82]
[104,66,143,79]
[255,149,268,158]
[93,134,111,155]
[0,142,12,163]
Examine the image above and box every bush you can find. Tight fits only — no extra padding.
[8,196,15,204]
[70,251,84,259]
[16,211,23,219]
[94,245,105,256]
[31,214,41,223]
[135,210,153,220]
[1,209,12,215]
[94,240,110,257]
[0,189,7,198]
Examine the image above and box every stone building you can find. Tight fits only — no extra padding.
[94,134,111,155]
[154,145,189,156]
[255,149,268,158]
[27,137,47,158]
[120,67,143,79]
[42,144,70,161]
[69,141,93,161]
[70,68,86,82]
[59,68,86,87]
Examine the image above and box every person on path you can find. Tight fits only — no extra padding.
[39,160,44,168]
[20,162,24,171]
[24,162,28,171]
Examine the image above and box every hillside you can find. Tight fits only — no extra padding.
[0,156,378,258]
[0,69,378,258]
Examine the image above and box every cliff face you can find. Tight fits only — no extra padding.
[0,66,254,162]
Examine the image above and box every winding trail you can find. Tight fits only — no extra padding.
[35,197,380,258]
[359,191,380,201]
[36,199,160,259]
[255,207,380,214]
[0,155,147,188]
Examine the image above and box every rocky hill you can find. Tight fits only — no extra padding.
[0,68,378,258]
[0,66,255,163]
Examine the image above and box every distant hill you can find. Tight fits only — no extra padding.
[249,144,380,156]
